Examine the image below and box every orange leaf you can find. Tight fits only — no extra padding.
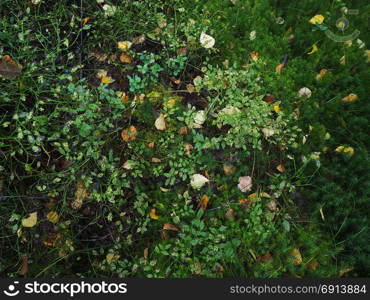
[82,17,91,26]
[101,76,113,84]
[119,53,132,64]
[275,63,285,73]
[276,164,285,173]
[121,125,137,142]
[291,248,302,265]
[198,195,209,210]
[149,208,159,220]
[18,255,28,276]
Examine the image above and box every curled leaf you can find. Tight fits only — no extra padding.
[119,53,132,64]
[341,93,358,102]
[117,41,132,51]
[291,248,303,265]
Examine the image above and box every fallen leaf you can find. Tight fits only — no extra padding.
[121,125,138,142]
[148,142,155,148]
[193,75,202,86]
[0,55,23,79]
[179,127,189,135]
[307,44,318,55]
[262,94,276,103]
[276,164,285,173]
[198,195,210,211]
[163,223,179,231]
[341,93,358,102]
[154,113,167,131]
[192,110,206,128]
[200,32,215,49]
[160,187,169,192]
[190,174,209,189]
[339,267,353,277]
[250,51,260,61]
[117,41,132,51]
[266,199,277,211]
[122,160,133,170]
[43,233,62,247]
[308,261,319,270]
[298,87,312,98]
[309,14,325,25]
[316,69,328,80]
[82,17,91,26]
[22,212,37,228]
[143,248,149,259]
[96,69,108,79]
[340,55,346,65]
[101,76,113,84]
[225,209,234,221]
[186,84,195,93]
[18,256,28,276]
[151,157,161,163]
[149,208,159,220]
[119,53,132,64]
[223,164,236,175]
[71,181,88,210]
[132,35,145,44]
[291,248,303,265]
[364,50,370,63]
[262,128,275,138]
[117,91,129,103]
[275,63,285,73]
[184,143,193,155]
[273,105,282,113]
[238,176,252,192]
[106,253,120,264]
[47,211,59,224]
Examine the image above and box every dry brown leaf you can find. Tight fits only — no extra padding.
[238,176,253,192]
[186,83,195,93]
[18,255,28,276]
[163,223,179,231]
[148,142,155,148]
[151,157,161,163]
[178,126,189,135]
[307,261,319,270]
[184,143,193,156]
[341,93,358,103]
[0,55,23,79]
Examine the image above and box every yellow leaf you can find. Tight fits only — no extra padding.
[309,14,325,25]
[119,52,132,64]
[223,164,236,175]
[316,69,328,80]
[101,76,113,84]
[22,212,37,228]
[160,187,169,192]
[47,211,59,224]
[117,41,132,51]
[163,223,179,231]
[273,105,282,113]
[275,63,285,73]
[106,253,120,264]
[249,51,260,62]
[307,44,318,55]
[151,157,161,163]
[198,195,210,211]
[276,164,285,173]
[149,208,159,220]
[291,248,303,265]
[341,93,358,102]
[154,113,166,131]
[143,248,149,259]
[343,146,355,156]
[82,17,91,26]
[164,98,177,109]
[335,146,345,153]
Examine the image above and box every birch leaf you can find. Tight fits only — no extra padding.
[22,212,37,228]
[190,174,209,189]
[154,113,166,131]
